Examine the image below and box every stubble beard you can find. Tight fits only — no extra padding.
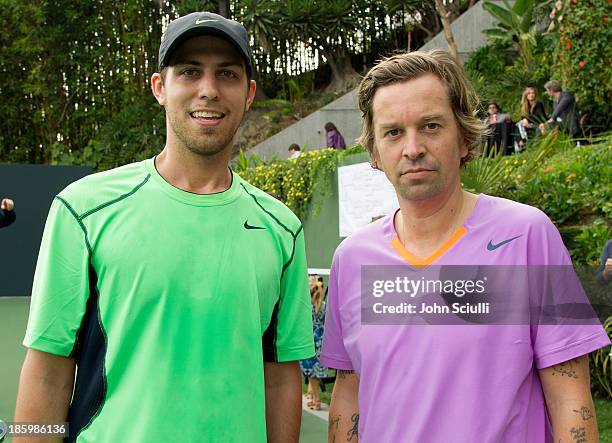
[396,177,444,201]
[168,109,243,158]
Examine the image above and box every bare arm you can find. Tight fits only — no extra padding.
[328,370,359,443]
[14,349,76,443]
[539,355,599,442]
[264,360,302,443]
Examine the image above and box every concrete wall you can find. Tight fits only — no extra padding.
[419,1,499,62]
[248,89,362,161]
[248,1,500,161]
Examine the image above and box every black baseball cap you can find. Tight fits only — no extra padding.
[158,12,253,77]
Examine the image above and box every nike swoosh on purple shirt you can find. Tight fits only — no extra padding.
[487,235,522,251]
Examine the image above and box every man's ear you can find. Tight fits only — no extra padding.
[371,144,382,171]
[151,73,166,106]
[245,80,256,111]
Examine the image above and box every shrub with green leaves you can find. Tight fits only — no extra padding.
[551,0,612,109]
[497,134,612,226]
[237,148,339,221]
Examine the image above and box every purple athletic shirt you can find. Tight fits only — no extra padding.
[321,194,610,443]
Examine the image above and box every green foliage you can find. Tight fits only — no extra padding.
[234,149,264,171]
[460,143,508,194]
[496,133,612,226]
[569,226,612,267]
[590,317,612,399]
[0,0,166,164]
[50,96,165,171]
[237,148,340,221]
[551,0,612,108]
[483,0,536,64]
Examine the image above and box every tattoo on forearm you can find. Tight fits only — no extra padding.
[573,406,594,421]
[570,426,587,443]
[329,415,341,443]
[337,369,354,380]
[347,413,359,441]
[551,359,578,378]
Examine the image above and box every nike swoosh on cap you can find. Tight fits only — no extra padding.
[195,19,218,24]
[487,235,522,251]
[244,220,265,230]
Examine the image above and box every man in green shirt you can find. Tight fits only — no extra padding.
[15,12,314,443]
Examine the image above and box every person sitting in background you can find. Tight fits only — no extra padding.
[0,198,16,228]
[484,102,512,154]
[517,87,546,148]
[540,80,580,137]
[300,275,328,410]
[288,143,301,160]
[325,122,346,150]
[485,101,510,125]
[597,240,612,285]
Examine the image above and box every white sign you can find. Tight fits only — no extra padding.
[337,162,397,237]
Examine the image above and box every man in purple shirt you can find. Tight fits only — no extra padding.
[321,50,610,442]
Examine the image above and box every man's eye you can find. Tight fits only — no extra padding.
[385,129,401,137]
[219,70,238,78]
[181,69,198,76]
[424,123,440,130]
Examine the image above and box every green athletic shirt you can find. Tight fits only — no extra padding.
[24,158,315,442]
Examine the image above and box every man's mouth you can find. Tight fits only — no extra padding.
[190,110,225,120]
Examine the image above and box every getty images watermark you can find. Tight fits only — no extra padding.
[361,266,610,325]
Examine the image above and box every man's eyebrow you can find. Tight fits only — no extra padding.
[421,114,446,121]
[376,122,400,130]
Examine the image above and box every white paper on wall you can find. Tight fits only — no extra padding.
[337,162,397,237]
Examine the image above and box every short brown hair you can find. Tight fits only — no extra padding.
[357,50,486,167]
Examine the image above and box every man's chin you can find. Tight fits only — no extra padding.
[186,144,231,157]
[397,183,444,201]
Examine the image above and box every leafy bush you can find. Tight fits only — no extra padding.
[551,0,612,108]
[496,134,612,225]
[51,95,165,171]
[568,226,612,266]
[237,148,339,221]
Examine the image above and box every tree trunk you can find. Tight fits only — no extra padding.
[217,0,229,17]
[321,49,360,94]
[434,0,460,64]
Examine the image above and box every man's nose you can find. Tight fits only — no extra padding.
[198,72,219,100]
[401,130,426,159]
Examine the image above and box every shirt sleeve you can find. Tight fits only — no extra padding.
[529,217,611,369]
[23,197,92,356]
[320,253,354,370]
[264,226,315,362]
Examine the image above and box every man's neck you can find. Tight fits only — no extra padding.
[395,185,478,259]
[155,143,233,195]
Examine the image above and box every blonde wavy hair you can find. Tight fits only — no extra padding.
[520,87,538,118]
[357,50,487,168]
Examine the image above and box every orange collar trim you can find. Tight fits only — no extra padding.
[390,226,468,268]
